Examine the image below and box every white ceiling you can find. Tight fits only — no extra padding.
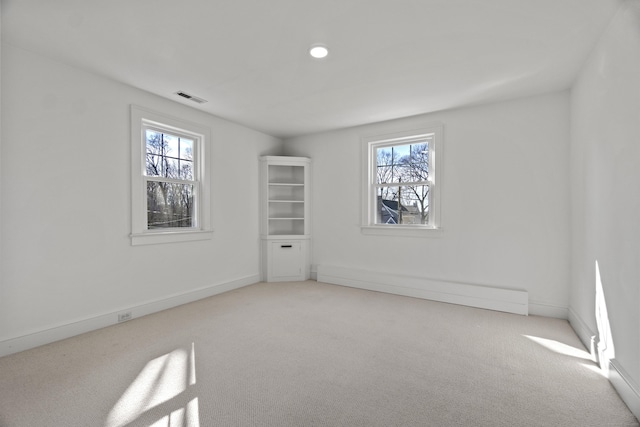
[1,0,621,139]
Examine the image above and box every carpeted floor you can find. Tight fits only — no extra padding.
[0,281,637,426]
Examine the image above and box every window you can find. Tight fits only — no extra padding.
[361,125,442,236]
[130,106,212,245]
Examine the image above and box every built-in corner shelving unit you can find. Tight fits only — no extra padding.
[260,156,311,282]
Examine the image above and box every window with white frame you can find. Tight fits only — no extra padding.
[361,125,442,236]
[130,106,212,245]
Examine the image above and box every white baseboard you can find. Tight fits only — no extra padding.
[568,306,640,420]
[568,306,597,358]
[529,300,569,319]
[317,265,528,315]
[0,274,260,358]
[609,360,640,420]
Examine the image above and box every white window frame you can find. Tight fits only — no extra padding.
[130,105,213,245]
[361,124,443,237]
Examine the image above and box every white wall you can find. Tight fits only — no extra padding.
[0,5,3,332]
[0,44,282,351]
[284,92,571,316]
[570,0,640,416]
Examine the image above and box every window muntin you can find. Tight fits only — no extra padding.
[362,126,441,236]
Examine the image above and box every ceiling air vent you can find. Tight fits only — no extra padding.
[175,91,208,104]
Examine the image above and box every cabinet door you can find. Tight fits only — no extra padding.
[270,241,304,280]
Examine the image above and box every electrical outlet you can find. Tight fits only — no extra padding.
[117,311,132,323]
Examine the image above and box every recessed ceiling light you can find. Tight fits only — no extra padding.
[309,44,329,59]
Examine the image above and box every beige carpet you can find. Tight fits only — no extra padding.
[0,281,637,427]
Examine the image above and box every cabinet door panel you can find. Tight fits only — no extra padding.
[270,241,303,279]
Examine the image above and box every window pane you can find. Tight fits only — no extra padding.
[399,184,429,224]
[392,144,410,159]
[163,133,180,158]
[163,156,180,179]
[408,143,429,182]
[180,160,194,180]
[180,139,194,160]
[146,153,162,176]
[164,134,180,158]
[376,147,396,184]
[147,181,194,229]
[376,186,400,224]
[146,131,196,179]
[375,185,429,225]
[145,130,164,177]
[375,142,429,184]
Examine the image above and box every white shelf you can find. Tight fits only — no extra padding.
[260,156,311,281]
[269,183,304,186]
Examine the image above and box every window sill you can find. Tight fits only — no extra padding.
[361,225,443,238]
[130,229,214,246]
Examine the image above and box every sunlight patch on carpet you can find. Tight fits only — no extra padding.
[524,335,592,360]
[105,343,199,427]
